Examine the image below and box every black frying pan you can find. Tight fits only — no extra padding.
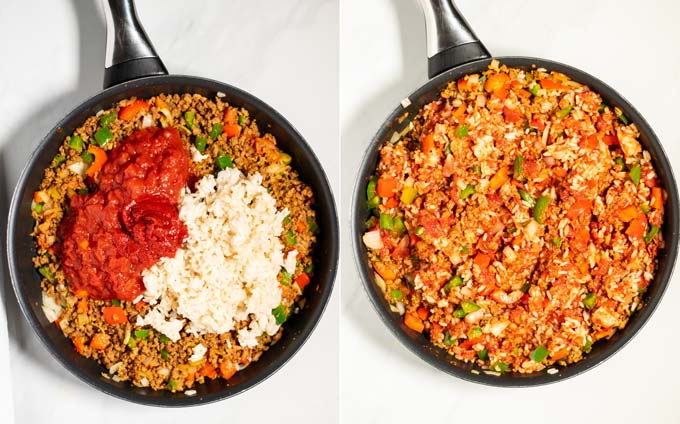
[7,0,338,406]
[352,0,679,386]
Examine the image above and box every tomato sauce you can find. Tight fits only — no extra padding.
[59,127,191,301]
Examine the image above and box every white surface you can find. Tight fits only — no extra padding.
[340,0,680,423]
[0,1,338,423]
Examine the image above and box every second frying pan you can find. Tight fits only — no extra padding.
[8,0,338,406]
[351,0,678,386]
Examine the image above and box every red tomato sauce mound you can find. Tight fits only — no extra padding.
[59,127,191,301]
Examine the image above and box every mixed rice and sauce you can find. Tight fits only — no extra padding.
[33,93,318,392]
[363,60,665,374]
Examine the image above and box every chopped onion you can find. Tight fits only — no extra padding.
[41,292,62,323]
[390,131,400,144]
[67,161,88,177]
[476,94,487,108]
[490,320,510,336]
[140,377,149,387]
[109,362,123,375]
[465,308,484,324]
[158,367,170,377]
[141,114,154,128]
[184,389,197,396]
[374,273,386,292]
[362,230,383,250]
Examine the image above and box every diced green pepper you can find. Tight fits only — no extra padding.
[393,216,406,234]
[280,152,292,165]
[520,282,531,293]
[477,348,489,360]
[111,299,121,306]
[69,135,84,152]
[134,329,150,339]
[461,245,471,254]
[367,196,380,209]
[641,204,650,214]
[551,237,562,248]
[471,165,482,175]
[444,331,456,346]
[367,177,377,200]
[492,362,509,373]
[530,83,540,96]
[127,338,136,349]
[530,345,548,362]
[307,217,319,234]
[644,225,659,243]
[533,196,551,224]
[38,265,55,283]
[237,114,245,125]
[400,186,418,204]
[216,155,233,170]
[379,214,394,230]
[617,110,629,125]
[283,215,292,226]
[518,189,535,207]
[160,349,169,360]
[453,309,466,319]
[94,127,113,147]
[414,226,424,237]
[583,292,596,309]
[582,339,593,353]
[389,289,403,301]
[82,151,94,164]
[468,326,483,339]
[168,380,176,390]
[159,334,170,344]
[272,305,288,325]
[76,188,88,195]
[195,136,207,152]
[209,123,223,140]
[304,263,314,275]
[446,276,464,292]
[280,268,292,286]
[444,143,452,155]
[184,111,195,129]
[598,103,606,114]
[365,216,378,229]
[52,154,66,169]
[455,125,469,138]
[284,229,297,246]
[460,184,475,199]
[461,301,480,314]
[556,104,573,119]
[614,156,625,169]
[514,154,524,180]
[629,164,641,185]
[33,203,44,213]
[99,112,116,128]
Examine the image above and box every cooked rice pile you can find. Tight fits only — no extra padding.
[363,60,665,374]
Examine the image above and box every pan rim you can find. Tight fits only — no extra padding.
[351,55,679,387]
[7,74,339,406]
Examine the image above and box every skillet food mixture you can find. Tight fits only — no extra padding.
[363,61,665,374]
[33,94,318,392]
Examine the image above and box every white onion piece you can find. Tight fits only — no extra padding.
[141,114,154,128]
[41,292,61,323]
[362,230,383,250]
[374,273,386,292]
[68,161,88,177]
[465,308,484,324]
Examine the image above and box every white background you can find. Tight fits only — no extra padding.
[340,0,680,423]
[0,1,338,423]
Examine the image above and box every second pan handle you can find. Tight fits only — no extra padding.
[419,0,491,78]
[102,0,168,89]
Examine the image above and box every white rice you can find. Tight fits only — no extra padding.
[137,168,288,346]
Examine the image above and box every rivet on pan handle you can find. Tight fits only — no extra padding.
[102,0,168,89]
[419,0,491,79]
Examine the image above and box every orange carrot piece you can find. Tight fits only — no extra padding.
[223,107,238,125]
[453,104,466,120]
[474,253,491,269]
[372,261,396,280]
[551,347,570,361]
[517,88,532,99]
[223,124,242,138]
[90,333,110,350]
[118,100,149,120]
[295,220,308,233]
[502,106,521,123]
[416,306,429,320]
[566,196,592,220]
[199,362,218,379]
[294,272,311,290]
[404,311,424,333]
[651,187,663,210]
[618,205,639,223]
[86,145,108,178]
[102,306,127,325]
[422,132,436,153]
[585,134,600,149]
[539,79,568,91]
[72,336,87,354]
[384,197,399,209]
[626,218,646,240]
[134,301,147,311]
[489,167,510,190]
[75,289,88,299]
[457,77,470,91]
[603,134,619,146]
[77,299,88,314]
[376,177,398,198]
[219,360,237,380]
[484,73,510,94]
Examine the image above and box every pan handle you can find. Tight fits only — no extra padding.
[102,0,168,89]
[419,0,490,79]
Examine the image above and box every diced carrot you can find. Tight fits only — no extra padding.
[651,187,663,210]
[484,73,510,94]
[372,261,396,280]
[585,134,600,149]
[457,77,470,91]
[539,79,568,91]
[118,100,149,120]
[77,299,88,314]
[75,289,89,299]
[134,301,147,311]
[422,132,436,153]
[219,360,237,380]
[453,104,466,120]
[295,220,308,233]
[517,88,532,99]
[86,145,108,178]
[54,317,62,329]
[618,205,639,223]
[551,347,570,361]
[416,306,429,320]
[255,137,276,154]
[489,167,510,190]
[294,272,311,290]
[72,336,87,355]
[502,106,521,123]
[530,116,545,131]
[154,97,168,110]
[566,196,592,220]
[384,197,399,209]
[376,177,398,198]
[199,362,218,379]
[552,167,566,178]
[223,124,242,138]
[603,134,619,146]
[186,372,196,387]
[593,328,614,340]
[626,218,646,240]
[493,87,509,100]
[474,253,491,269]
[223,107,238,125]
[573,227,590,252]
[89,333,110,350]
[102,306,127,325]
[404,311,424,333]
[33,190,50,204]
